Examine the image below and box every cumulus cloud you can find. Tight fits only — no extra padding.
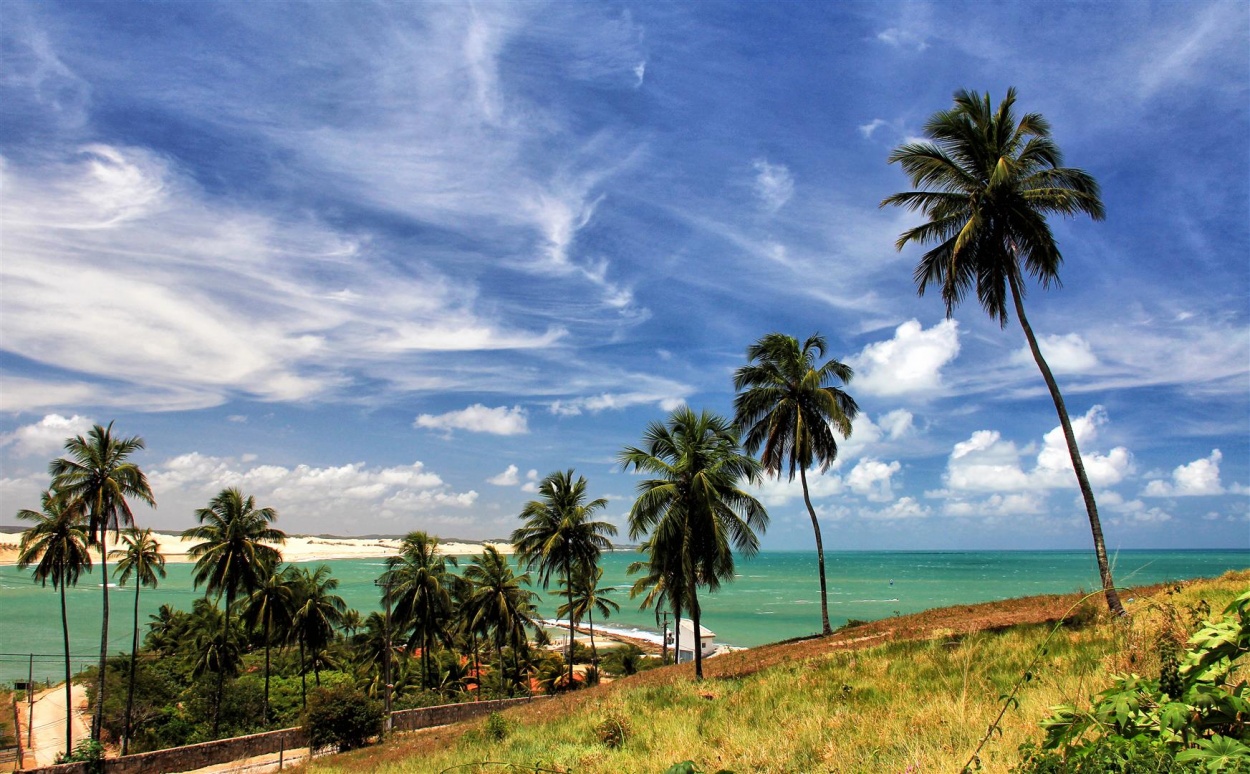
[1143,450,1227,497]
[752,159,794,213]
[520,469,540,493]
[942,406,1132,493]
[488,464,520,485]
[147,453,478,526]
[861,496,930,520]
[848,319,960,396]
[415,404,528,436]
[0,414,94,457]
[846,458,901,502]
[751,469,845,507]
[1010,333,1099,374]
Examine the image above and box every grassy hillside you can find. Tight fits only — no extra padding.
[302,571,1248,774]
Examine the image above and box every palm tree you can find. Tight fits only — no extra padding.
[462,547,539,697]
[383,531,458,691]
[110,527,166,755]
[183,488,286,734]
[880,88,1123,615]
[240,567,296,725]
[733,332,859,635]
[289,565,347,691]
[17,490,93,757]
[512,469,616,688]
[619,407,769,679]
[628,535,687,665]
[557,565,619,665]
[49,422,155,741]
[187,600,243,729]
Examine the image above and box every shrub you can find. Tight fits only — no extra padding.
[484,711,510,741]
[303,683,384,752]
[57,740,104,773]
[596,709,631,749]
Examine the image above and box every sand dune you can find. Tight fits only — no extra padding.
[0,530,512,566]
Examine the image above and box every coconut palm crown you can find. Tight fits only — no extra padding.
[881,87,1122,615]
[733,332,858,635]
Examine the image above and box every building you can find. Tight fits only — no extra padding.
[675,619,715,663]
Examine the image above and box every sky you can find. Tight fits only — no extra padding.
[1,0,1247,551]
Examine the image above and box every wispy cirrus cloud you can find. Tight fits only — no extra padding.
[415,404,529,436]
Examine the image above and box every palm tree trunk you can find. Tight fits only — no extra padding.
[123,580,141,755]
[215,594,230,737]
[798,466,833,635]
[262,617,272,726]
[564,558,575,688]
[60,580,73,757]
[689,582,703,680]
[299,640,307,709]
[471,631,480,701]
[673,603,681,667]
[92,533,108,743]
[588,607,596,666]
[1009,272,1125,616]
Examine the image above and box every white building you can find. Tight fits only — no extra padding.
[674,619,715,663]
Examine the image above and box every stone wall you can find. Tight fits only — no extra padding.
[19,695,550,774]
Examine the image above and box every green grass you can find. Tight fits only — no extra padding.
[301,572,1248,774]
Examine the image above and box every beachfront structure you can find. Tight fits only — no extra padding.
[675,619,715,663]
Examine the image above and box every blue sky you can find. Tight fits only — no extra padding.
[1,1,1247,550]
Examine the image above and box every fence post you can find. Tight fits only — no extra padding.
[27,654,35,750]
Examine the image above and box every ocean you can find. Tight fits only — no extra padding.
[1,549,1245,684]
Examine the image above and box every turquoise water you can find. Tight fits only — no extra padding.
[1,549,1245,684]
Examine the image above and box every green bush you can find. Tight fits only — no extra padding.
[483,711,510,741]
[303,683,384,752]
[596,710,631,749]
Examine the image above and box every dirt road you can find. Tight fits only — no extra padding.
[23,683,89,767]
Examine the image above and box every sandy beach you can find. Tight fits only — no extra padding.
[0,530,511,566]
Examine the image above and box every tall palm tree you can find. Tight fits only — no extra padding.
[462,547,539,697]
[183,488,285,734]
[289,565,347,691]
[880,88,1123,615]
[557,565,619,665]
[383,531,458,691]
[17,490,93,757]
[733,332,859,635]
[110,527,166,755]
[512,469,616,688]
[619,407,769,679]
[240,567,296,725]
[49,422,155,741]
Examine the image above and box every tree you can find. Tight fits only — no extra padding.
[49,422,156,742]
[733,332,859,636]
[383,531,458,691]
[880,87,1123,615]
[110,527,166,755]
[241,567,296,725]
[187,600,243,732]
[512,469,616,688]
[627,536,686,665]
[557,565,619,665]
[462,546,539,697]
[183,487,286,734]
[619,407,769,679]
[17,490,93,757]
[289,565,347,693]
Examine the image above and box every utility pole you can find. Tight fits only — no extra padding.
[27,654,34,749]
[374,577,393,734]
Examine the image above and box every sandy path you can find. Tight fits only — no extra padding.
[26,682,89,767]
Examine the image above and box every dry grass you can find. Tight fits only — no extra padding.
[300,570,1248,774]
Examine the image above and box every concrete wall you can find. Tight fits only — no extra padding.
[19,696,550,774]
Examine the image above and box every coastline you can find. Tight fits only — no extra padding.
[0,530,513,566]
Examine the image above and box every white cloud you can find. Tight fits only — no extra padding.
[147,453,478,525]
[848,319,960,396]
[521,469,540,493]
[846,458,901,502]
[858,118,888,139]
[941,492,1047,519]
[751,469,845,507]
[0,414,94,457]
[876,27,928,52]
[943,407,1132,493]
[549,391,686,416]
[878,409,914,439]
[488,464,520,486]
[415,404,529,436]
[752,159,794,213]
[1011,333,1099,374]
[861,496,930,520]
[1142,450,1226,497]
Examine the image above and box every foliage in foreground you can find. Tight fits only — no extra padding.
[304,683,385,753]
[1015,588,1249,773]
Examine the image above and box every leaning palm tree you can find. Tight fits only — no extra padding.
[619,407,769,679]
[17,490,93,757]
[383,531,458,691]
[733,332,859,635]
[110,527,166,755]
[183,488,285,735]
[240,566,296,725]
[881,87,1123,615]
[557,564,619,665]
[512,469,616,688]
[462,547,539,697]
[49,422,155,741]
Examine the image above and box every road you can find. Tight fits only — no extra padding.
[22,683,90,767]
